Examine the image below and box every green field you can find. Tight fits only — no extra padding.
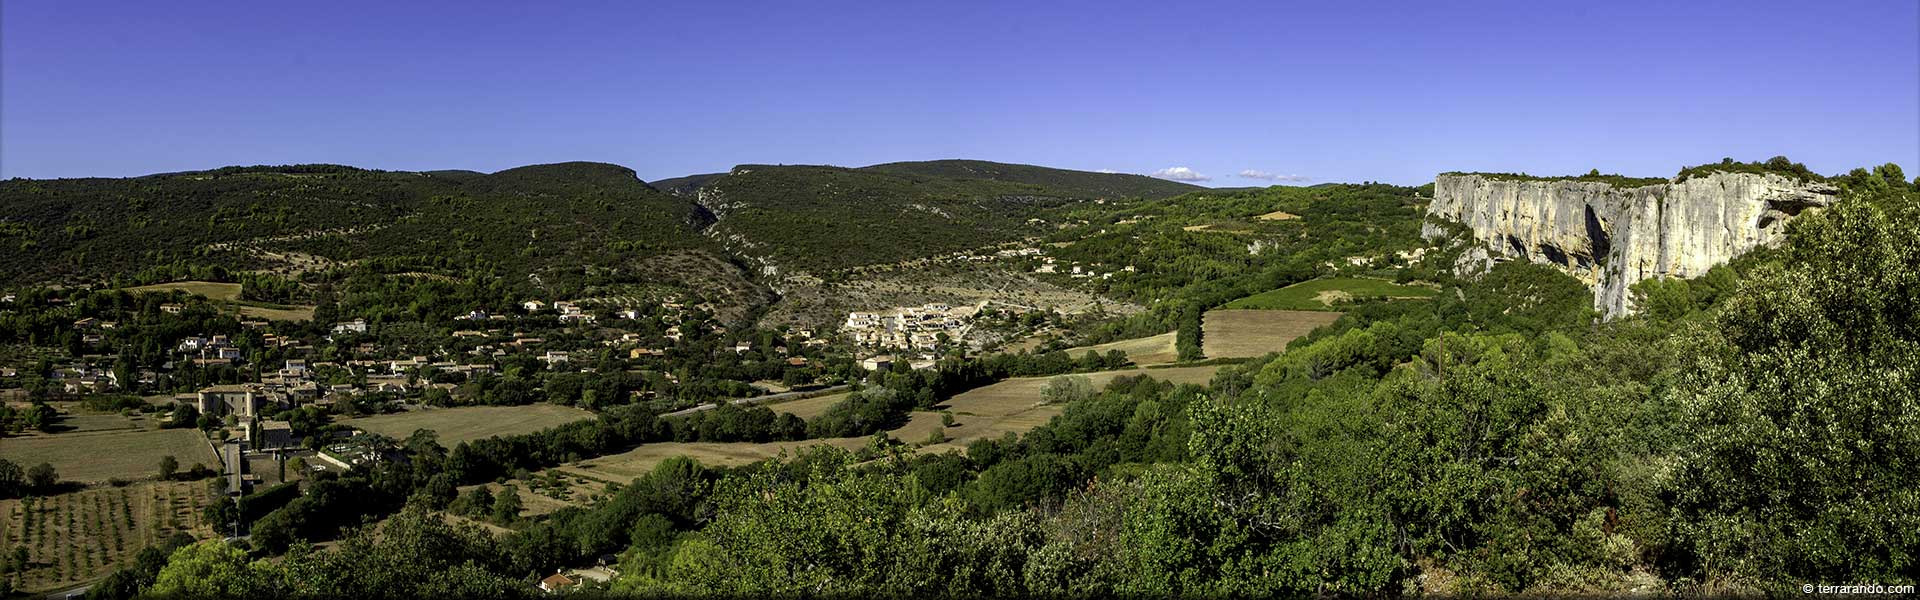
[1223,277,1437,311]
[343,404,594,446]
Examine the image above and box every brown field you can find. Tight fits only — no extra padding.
[540,365,1222,495]
[1255,210,1300,221]
[766,392,851,420]
[915,365,1220,455]
[558,437,872,483]
[1201,309,1343,359]
[0,481,216,593]
[0,429,218,484]
[121,280,315,321]
[236,304,317,322]
[124,281,242,301]
[343,404,594,446]
[1060,332,1179,366]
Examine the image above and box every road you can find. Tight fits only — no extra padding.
[221,440,245,495]
[661,385,849,418]
[46,585,89,600]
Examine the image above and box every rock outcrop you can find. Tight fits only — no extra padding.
[1424,171,1838,318]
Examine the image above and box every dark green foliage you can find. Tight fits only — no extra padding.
[499,457,709,576]
[807,388,914,438]
[0,162,706,288]
[1667,188,1920,586]
[861,159,1203,200]
[239,482,302,523]
[1441,170,1669,188]
[84,532,197,600]
[24,463,55,491]
[1174,302,1204,361]
[1452,261,1597,332]
[1674,155,1825,183]
[698,164,1073,273]
[0,459,22,499]
[271,505,525,597]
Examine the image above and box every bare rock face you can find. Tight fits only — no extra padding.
[1424,172,1838,318]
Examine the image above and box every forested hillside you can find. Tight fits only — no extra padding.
[692,164,1122,274]
[2,159,1202,287]
[861,159,1204,200]
[0,162,712,290]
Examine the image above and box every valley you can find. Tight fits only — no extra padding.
[1,156,1913,599]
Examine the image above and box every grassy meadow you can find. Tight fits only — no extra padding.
[1222,277,1438,311]
[342,404,594,446]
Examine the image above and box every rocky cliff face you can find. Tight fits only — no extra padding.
[1424,172,1838,318]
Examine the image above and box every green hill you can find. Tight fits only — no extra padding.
[649,172,725,196]
[860,159,1204,200]
[0,158,1203,286]
[694,164,1103,274]
[653,160,1204,274]
[0,162,712,288]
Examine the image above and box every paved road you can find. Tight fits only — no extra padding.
[221,441,245,495]
[662,385,849,418]
[46,585,88,599]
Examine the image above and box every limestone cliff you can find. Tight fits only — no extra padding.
[1423,171,1838,318]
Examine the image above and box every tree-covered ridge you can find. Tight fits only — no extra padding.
[1439,170,1670,188]
[646,172,724,196]
[0,158,1210,287]
[695,164,1089,273]
[0,162,713,290]
[861,159,1205,200]
[1673,155,1827,183]
[1443,155,1842,189]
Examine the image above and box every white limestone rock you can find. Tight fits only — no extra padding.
[1424,171,1837,318]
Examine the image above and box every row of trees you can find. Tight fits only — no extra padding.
[0,459,59,498]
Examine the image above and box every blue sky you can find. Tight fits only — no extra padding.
[3,0,1915,185]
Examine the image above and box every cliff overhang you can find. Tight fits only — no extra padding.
[1423,171,1838,318]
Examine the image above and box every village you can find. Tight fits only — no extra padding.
[0,288,854,494]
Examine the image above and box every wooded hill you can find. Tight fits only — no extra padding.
[0,162,705,290]
[0,159,1196,288]
[664,160,1204,274]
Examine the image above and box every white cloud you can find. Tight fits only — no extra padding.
[1239,169,1309,183]
[1095,168,1119,174]
[1152,167,1211,182]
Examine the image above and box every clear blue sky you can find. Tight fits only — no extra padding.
[4,0,1915,185]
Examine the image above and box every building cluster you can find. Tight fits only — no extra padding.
[843,302,982,352]
[1032,255,1131,280]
